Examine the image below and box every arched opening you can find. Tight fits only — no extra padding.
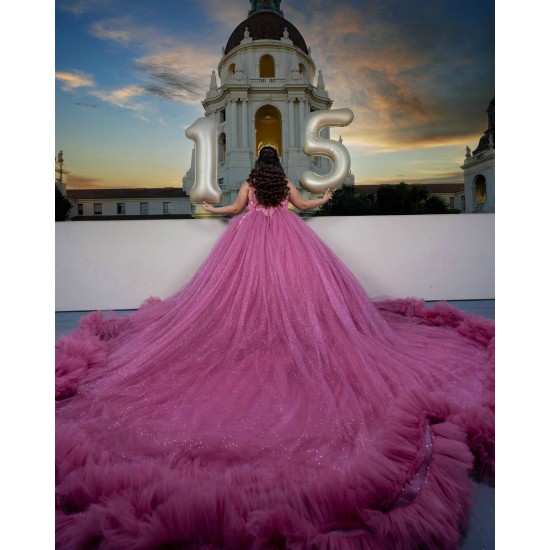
[227,63,236,80]
[255,105,282,159]
[218,133,226,163]
[299,63,307,80]
[475,175,487,204]
[259,55,275,78]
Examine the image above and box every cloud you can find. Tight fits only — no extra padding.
[56,71,96,91]
[135,47,221,104]
[356,170,464,186]
[408,170,465,184]
[57,20,222,124]
[66,175,107,188]
[283,0,494,151]
[202,0,247,31]
[57,0,112,16]
[90,85,149,118]
[198,0,493,151]
[74,102,98,108]
[90,18,135,45]
[87,16,221,105]
[89,17,179,50]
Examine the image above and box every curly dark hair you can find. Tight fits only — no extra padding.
[247,146,290,207]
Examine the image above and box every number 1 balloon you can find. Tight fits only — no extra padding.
[185,117,222,204]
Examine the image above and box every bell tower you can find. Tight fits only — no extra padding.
[183,0,354,211]
[461,98,495,213]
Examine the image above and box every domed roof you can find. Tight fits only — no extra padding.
[225,12,308,56]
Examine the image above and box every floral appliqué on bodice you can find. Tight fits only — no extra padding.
[238,187,289,226]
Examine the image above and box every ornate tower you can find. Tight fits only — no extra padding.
[461,98,495,213]
[184,0,353,209]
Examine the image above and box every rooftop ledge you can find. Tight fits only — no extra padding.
[56,214,494,311]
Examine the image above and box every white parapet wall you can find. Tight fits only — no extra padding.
[56,214,495,311]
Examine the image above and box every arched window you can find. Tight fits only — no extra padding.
[299,63,307,80]
[259,55,275,78]
[227,63,236,80]
[218,133,226,163]
[475,175,487,204]
[255,104,282,159]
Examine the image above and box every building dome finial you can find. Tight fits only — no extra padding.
[249,0,284,17]
[209,70,218,90]
[317,70,325,90]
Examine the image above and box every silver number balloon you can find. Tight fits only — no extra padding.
[185,117,222,204]
[299,108,354,193]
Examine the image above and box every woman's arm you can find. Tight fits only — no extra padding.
[287,181,332,210]
[202,182,249,215]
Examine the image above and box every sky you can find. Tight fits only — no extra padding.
[55,0,495,189]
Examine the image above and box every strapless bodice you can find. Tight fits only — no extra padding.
[239,187,289,226]
[247,187,289,214]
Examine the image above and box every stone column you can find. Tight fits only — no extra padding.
[230,99,238,150]
[298,98,305,146]
[241,99,249,149]
[288,99,295,148]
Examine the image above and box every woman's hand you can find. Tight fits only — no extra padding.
[322,188,332,204]
[202,201,216,212]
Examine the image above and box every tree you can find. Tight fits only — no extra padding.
[316,182,452,216]
[374,183,424,215]
[315,186,373,216]
[422,195,451,214]
[56,185,73,221]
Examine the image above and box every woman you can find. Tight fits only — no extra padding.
[202,145,332,216]
[56,146,494,549]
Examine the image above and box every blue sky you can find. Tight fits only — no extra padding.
[55,0,495,189]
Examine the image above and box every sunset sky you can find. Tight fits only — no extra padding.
[55,0,495,189]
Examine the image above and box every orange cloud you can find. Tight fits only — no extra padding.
[67,175,108,189]
[284,1,492,152]
[56,70,95,91]
[90,85,149,117]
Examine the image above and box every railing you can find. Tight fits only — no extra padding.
[474,202,486,212]
[56,214,495,311]
[464,150,494,164]
[249,78,286,87]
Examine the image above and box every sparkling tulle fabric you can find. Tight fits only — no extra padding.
[56,189,494,549]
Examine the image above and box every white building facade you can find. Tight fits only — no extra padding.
[183,0,353,212]
[461,98,495,213]
[67,188,191,219]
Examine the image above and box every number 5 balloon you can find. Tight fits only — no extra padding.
[185,117,222,204]
[300,108,354,194]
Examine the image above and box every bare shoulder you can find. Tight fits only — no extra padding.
[286,179,296,190]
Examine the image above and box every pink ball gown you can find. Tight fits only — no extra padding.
[55,188,494,549]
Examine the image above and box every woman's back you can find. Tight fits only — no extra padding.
[248,186,288,212]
